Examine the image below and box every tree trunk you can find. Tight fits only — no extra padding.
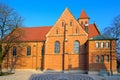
[0,64,2,75]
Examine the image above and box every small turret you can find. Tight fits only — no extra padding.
[78,9,90,30]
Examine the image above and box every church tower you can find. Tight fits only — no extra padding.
[78,9,90,30]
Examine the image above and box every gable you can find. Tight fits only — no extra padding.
[46,8,88,37]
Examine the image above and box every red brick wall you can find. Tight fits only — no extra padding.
[2,42,44,70]
[44,8,88,71]
[2,8,117,73]
[88,40,117,72]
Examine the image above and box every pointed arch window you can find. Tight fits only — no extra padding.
[27,46,31,56]
[54,41,60,53]
[96,55,99,63]
[13,46,17,56]
[74,41,80,53]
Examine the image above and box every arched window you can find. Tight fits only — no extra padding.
[106,42,110,48]
[56,29,58,34]
[101,55,104,63]
[85,21,88,24]
[27,46,31,56]
[81,21,83,25]
[106,55,109,62]
[54,41,60,53]
[76,28,78,34]
[42,45,45,55]
[70,21,72,27]
[100,42,104,48]
[13,46,17,56]
[96,42,99,48]
[96,55,99,63]
[62,21,64,27]
[74,41,80,53]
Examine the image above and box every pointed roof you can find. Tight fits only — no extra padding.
[79,9,89,19]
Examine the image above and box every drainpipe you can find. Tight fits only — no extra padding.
[62,23,67,73]
[85,24,89,33]
[36,42,38,70]
[110,39,113,76]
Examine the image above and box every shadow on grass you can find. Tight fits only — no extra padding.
[0,72,14,76]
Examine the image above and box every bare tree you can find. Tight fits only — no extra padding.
[0,2,23,74]
[103,15,120,52]
[103,15,120,70]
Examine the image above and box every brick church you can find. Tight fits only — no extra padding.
[3,8,117,74]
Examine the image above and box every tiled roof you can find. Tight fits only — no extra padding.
[19,23,100,41]
[88,24,100,38]
[80,9,89,19]
[20,26,51,41]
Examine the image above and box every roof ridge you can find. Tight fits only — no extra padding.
[21,26,52,28]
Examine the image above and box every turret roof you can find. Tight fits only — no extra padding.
[79,9,89,19]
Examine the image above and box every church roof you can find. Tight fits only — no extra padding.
[88,24,100,38]
[19,24,99,41]
[89,35,117,40]
[79,9,89,19]
[20,26,51,41]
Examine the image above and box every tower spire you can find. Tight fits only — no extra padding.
[79,9,89,19]
[78,9,90,30]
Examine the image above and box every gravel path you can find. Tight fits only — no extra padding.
[0,71,120,80]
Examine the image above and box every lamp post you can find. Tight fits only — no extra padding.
[62,23,67,73]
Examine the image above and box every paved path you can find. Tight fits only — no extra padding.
[0,71,120,80]
[0,71,41,80]
[29,73,95,80]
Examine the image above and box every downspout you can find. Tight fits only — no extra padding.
[110,40,113,76]
[62,24,67,73]
[36,42,38,70]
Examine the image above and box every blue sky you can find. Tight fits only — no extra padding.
[1,0,120,33]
